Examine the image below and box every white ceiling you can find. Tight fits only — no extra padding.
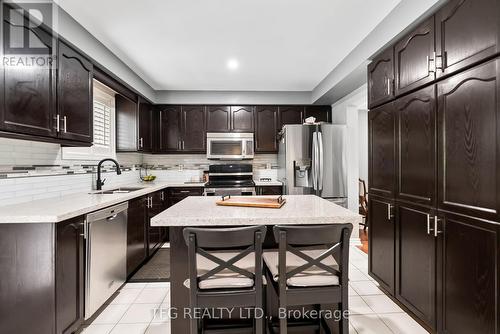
[56,0,401,91]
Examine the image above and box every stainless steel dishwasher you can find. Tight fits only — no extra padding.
[85,202,128,319]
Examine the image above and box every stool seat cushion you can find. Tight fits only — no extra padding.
[184,251,256,290]
[263,250,340,287]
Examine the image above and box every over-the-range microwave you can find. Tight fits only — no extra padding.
[206,132,254,160]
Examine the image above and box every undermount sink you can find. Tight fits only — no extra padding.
[90,187,145,195]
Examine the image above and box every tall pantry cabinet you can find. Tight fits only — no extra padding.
[367,0,500,333]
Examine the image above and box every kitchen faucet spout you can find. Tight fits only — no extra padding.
[96,158,121,190]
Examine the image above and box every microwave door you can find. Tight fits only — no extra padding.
[208,139,244,159]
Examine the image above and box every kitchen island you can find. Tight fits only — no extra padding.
[151,195,361,333]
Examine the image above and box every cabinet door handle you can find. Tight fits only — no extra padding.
[434,216,442,237]
[150,196,153,207]
[139,138,144,148]
[182,140,185,150]
[426,214,435,235]
[63,116,67,133]
[387,203,393,220]
[426,214,431,235]
[160,192,164,201]
[179,190,190,193]
[435,53,444,71]
[55,114,60,132]
[427,52,437,73]
[82,220,88,239]
[386,78,391,96]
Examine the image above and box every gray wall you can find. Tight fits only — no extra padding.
[54,6,156,101]
[155,90,312,105]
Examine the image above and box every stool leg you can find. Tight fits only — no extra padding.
[280,313,287,334]
[190,317,198,334]
[340,298,349,334]
[255,317,263,334]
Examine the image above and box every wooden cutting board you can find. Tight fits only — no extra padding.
[216,195,286,209]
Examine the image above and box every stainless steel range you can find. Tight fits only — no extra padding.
[203,164,256,196]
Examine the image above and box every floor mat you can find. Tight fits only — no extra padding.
[129,248,170,282]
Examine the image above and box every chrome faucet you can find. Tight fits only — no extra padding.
[96,158,122,190]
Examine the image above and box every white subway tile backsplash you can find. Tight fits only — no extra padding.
[0,137,278,206]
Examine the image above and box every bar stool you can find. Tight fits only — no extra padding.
[183,226,267,334]
[263,224,352,334]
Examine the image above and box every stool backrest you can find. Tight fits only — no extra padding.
[273,224,352,284]
[183,226,267,290]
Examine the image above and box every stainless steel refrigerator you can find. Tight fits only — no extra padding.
[278,124,347,206]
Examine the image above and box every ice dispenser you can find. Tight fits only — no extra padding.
[293,159,312,187]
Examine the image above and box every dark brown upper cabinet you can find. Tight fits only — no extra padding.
[138,98,152,152]
[255,106,279,153]
[394,17,436,96]
[437,59,499,221]
[157,105,181,152]
[1,9,56,138]
[116,95,138,152]
[206,105,254,132]
[368,48,395,109]
[206,105,230,132]
[396,85,436,206]
[231,106,254,132]
[368,196,395,294]
[369,102,396,199]
[181,105,206,152]
[304,105,331,123]
[279,106,304,128]
[57,41,93,143]
[435,0,499,78]
[439,212,498,334]
[395,203,436,331]
[155,105,205,153]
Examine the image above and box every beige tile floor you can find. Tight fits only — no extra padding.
[81,247,428,334]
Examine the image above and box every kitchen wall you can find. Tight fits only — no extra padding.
[142,153,278,183]
[331,85,368,213]
[0,137,278,206]
[155,90,312,105]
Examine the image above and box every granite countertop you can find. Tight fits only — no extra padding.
[0,181,206,224]
[151,195,361,227]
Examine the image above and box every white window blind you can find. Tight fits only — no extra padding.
[93,100,112,147]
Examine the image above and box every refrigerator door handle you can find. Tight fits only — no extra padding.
[318,131,324,191]
[312,132,318,190]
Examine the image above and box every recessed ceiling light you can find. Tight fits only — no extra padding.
[227,59,239,70]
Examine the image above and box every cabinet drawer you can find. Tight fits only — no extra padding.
[257,186,282,195]
[167,187,204,197]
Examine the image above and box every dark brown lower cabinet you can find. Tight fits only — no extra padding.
[167,187,204,207]
[56,217,85,334]
[0,218,85,334]
[146,191,164,256]
[127,196,147,276]
[368,196,395,294]
[439,212,498,334]
[396,204,436,330]
[370,200,500,334]
[0,223,56,334]
[256,185,283,195]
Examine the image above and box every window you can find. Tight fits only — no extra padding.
[62,80,116,160]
